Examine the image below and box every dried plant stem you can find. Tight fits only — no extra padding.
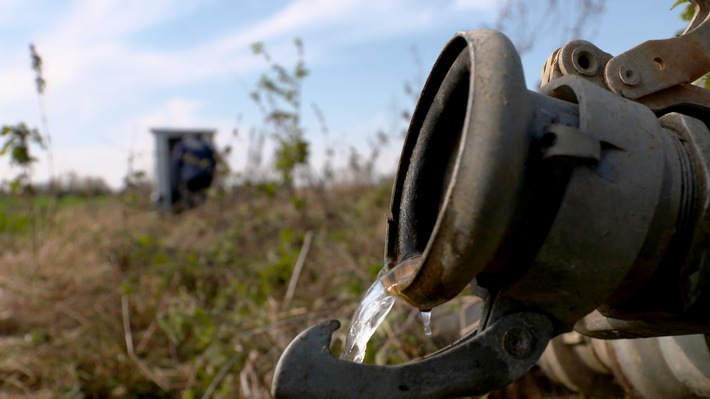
[201,353,241,399]
[282,230,313,311]
[183,355,204,395]
[5,374,31,396]
[121,295,170,392]
[238,351,266,399]
[56,302,92,328]
[136,274,180,354]
[238,309,331,338]
[334,243,371,282]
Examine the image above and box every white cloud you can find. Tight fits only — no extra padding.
[0,0,501,189]
[452,0,496,11]
[135,97,206,129]
[4,0,495,114]
[204,0,362,53]
[0,67,36,107]
[50,0,199,42]
[199,0,496,64]
[52,146,129,186]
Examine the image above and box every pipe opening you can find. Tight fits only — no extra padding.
[397,48,470,261]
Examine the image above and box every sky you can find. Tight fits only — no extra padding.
[0,0,688,189]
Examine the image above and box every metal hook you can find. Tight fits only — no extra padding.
[272,312,553,399]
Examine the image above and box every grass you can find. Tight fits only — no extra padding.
[0,184,573,398]
[0,194,110,243]
[0,183,448,398]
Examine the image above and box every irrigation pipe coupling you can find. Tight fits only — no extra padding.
[273,24,710,398]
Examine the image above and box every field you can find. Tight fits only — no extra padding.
[0,186,567,398]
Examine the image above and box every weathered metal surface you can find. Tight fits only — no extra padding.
[659,335,710,397]
[488,75,681,331]
[275,17,710,396]
[537,333,623,397]
[540,123,600,162]
[637,84,710,119]
[542,3,710,118]
[605,0,710,99]
[611,338,699,399]
[575,310,710,339]
[421,298,710,398]
[541,40,612,89]
[540,332,710,399]
[384,29,532,310]
[271,312,553,399]
[575,113,710,338]
[384,17,710,336]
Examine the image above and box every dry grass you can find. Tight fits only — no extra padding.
[0,185,445,398]
[0,185,567,398]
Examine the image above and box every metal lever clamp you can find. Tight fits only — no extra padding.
[272,312,553,399]
[542,0,710,116]
[605,0,710,99]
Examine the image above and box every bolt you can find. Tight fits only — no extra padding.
[571,48,598,76]
[619,65,640,86]
[502,327,533,359]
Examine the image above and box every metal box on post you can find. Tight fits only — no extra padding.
[151,128,216,212]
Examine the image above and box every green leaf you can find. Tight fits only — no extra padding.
[119,282,136,295]
[136,234,153,246]
[11,146,31,164]
[675,0,695,22]
[294,64,309,79]
[268,111,295,121]
[672,0,689,9]
[250,41,264,55]
[0,140,12,155]
[9,178,21,194]
[278,227,295,245]
[30,129,44,147]
[283,90,296,102]
[291,195,305,211]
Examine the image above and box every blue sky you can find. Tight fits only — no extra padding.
[0,0,687,188]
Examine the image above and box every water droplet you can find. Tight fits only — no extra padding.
[421,310,432,336]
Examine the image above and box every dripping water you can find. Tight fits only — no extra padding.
[421,310,432,336]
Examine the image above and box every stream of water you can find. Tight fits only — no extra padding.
[340,267,396,363]
[341,262,432,363]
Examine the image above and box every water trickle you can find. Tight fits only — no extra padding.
[340,267,396,363]
[421,310,432,336]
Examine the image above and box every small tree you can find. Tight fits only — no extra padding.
[1,122,44,194]
[1,122,45,260]
[250,38,310,188]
